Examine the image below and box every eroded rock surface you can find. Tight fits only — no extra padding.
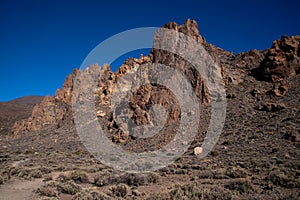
[253,35,300,82]
[12,19,214,143]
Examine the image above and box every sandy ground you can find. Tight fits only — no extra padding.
[0,177,42,200]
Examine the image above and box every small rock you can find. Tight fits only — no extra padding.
[226,93,236,99]
[194,147,203,155]
[132,189,141,196]
[258,102,286,112]
[283,130,300,142]
[268,84,288,96]
[250,89,261,97]
[112,130,129,143]
[96,110,106,117]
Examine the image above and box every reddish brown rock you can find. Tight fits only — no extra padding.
[12,70,79,134]
[151,19,212,105]
[234,49,266,70]
[253,35,300,82]
[11,19,222,142]
[54,69,79,105]
[12,95,67,133]
[267,82,289,97]
[257,102,286,112]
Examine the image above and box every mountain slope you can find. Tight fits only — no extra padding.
[0,19,299,199]
[0,96,43,135]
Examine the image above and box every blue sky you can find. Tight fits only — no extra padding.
[0,0,299,101]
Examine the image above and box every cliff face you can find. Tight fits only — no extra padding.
[12,20,300,142]
[12,70,78,133]
[252,35,300,82]
[151,19,213,105]
[12,19,212,138]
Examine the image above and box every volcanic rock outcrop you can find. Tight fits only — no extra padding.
[12,70,78,133]
[12,20,300,146]
[252,35,300,82]
[4,19,300,200]
[12,19,213,140]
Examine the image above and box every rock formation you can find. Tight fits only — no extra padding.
[252,35,300,82]
[4,19,300,200]
[12,19,213,140]
[12,69,78,133]
[12,20,300,146]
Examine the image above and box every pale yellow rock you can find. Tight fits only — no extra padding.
[194,147,203,155]
[96,110,106,117]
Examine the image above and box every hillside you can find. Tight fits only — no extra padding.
[0,96,43,136]
[0,19,299,200]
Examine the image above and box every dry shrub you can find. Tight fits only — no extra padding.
[57,180,81,195]
[57,170,89,183]
[36,183,58,197]
[110,183,130,198]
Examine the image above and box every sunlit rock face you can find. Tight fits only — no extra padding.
[253,35,300,82]
[12,19,216,141]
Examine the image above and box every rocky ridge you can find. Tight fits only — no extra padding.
[2,19,300,200]
[12,70,78,134]
[252,35,300,82]
[12,19,214,141]
[12,20,300,144]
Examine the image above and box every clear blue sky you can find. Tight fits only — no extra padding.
[0,0,299,101]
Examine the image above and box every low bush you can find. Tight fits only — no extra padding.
[36,183,58,197]
[57,181,81,195]
[110,183,130,198]
[69,171,89,183]
[118,172,159,186]
[94,170,116,187]
[168,183,233,200]
[57,170,89,183]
